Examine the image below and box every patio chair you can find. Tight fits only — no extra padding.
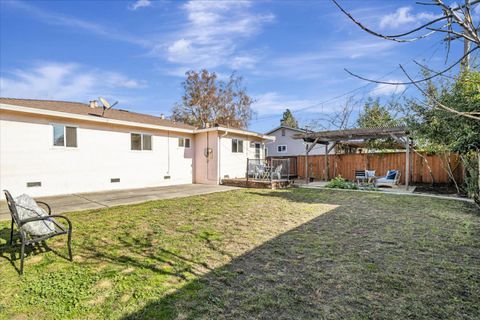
[375,170,401,188]
[366,170,376,183]
[272,164,283,180]
[3,190,73,275]
[254,165,266,179]
[355,170,367,184]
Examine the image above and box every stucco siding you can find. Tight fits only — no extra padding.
[0,112,194,197]
[219,134,263,180]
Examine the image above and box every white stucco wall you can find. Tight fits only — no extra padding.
[193,131,266,183]
[218,134,264,180]
[0,112,194,197]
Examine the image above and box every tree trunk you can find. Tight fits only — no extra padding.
[441,152,461,194]
[414,149,435,186]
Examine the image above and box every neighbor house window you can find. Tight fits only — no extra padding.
[131,133,152,151]
[53,124,77,147]
[178,137,191,148]
[277,145,287,153]
[232,139,243,153]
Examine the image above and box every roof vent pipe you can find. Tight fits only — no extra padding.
[89,100,98,108]
[159,114,165,119]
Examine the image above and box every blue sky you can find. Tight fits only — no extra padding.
[0,0,476,133]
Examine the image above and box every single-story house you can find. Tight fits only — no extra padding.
[265,125,331,157]
[0,98,274,197]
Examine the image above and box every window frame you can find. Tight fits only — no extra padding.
[130,132,153,151]
[277,145,287,153]
[178,137,191,148]
[51,123,78,148]
[254,142,261,159]
[232,138,244,153]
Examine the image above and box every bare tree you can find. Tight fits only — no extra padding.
[332,0,480,121]
[309,96,356,130]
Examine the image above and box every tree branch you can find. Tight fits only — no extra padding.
[344,46,479,85]
[399,64,480,121]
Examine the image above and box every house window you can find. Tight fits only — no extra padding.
[277,145,287,153]
[131,133,152,151]
[143,134,152,150]
[281,128,286,136]
[254,143,261,159]
[53,124,77,147]
[178,137,191,148]
[232,139,243,153]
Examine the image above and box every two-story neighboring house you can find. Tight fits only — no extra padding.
[265,125,327,157]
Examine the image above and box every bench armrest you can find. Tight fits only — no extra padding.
[19,214,72,231]
[35,201,52,215]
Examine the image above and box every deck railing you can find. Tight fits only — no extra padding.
[246,158,291,183]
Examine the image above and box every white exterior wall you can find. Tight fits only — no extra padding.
[266,128,326,157]
[0,112,194,197]
[218,134,263,180]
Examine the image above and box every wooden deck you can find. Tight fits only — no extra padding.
[221,178,294,189]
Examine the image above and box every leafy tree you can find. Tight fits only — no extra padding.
[172,70,254,128]
[356,98,401,150]
[357,98,399,128]
[403,71,480,200]
[280,109,299,128]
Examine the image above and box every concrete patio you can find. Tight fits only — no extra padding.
[0,184,238,221]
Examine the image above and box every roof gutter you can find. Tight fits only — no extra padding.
[194,126,275,141]
[0,103,195,134]
[1,103,276,140]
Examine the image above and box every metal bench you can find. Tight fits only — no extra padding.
[3,190,73,275]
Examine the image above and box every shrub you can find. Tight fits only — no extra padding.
[325,176,359,190]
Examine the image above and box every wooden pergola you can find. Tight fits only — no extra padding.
[294,126,412,189]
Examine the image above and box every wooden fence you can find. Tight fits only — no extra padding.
[294,152,464,184]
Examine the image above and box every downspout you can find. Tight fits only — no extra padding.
[218,131,228,184]
[167,130,170,175]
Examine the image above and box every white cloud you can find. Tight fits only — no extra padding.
[256,38,395,80]
[0,62,146,102]
[160,0,274,72]
[252,92,321,115]
[128,0,151,11]
[372,81,406,96]
[379,7,439,29]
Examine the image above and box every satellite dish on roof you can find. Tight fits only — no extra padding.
[98,97,118,116]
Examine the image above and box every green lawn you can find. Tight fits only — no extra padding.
[0,189,479,319]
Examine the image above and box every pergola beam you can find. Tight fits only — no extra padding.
[295,126,408,142]
[296,126,410,186]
